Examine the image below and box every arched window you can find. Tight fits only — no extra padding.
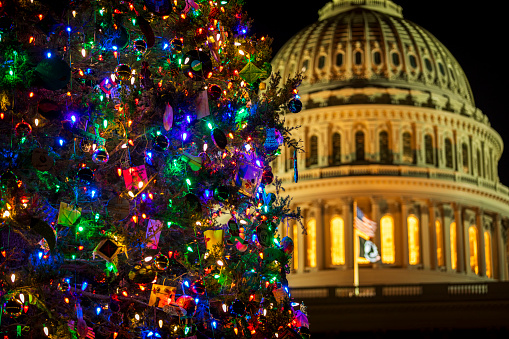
[306,219,317,268]
[308,135,318,167]
[293,224,299,270]
[336,53,344,67]
[484,231,492,278]
[302,59,309,73]
[462,143,469,173]
[445,138,453,168]
[477,149,482,176]
[436,220,444,267]
[355,131,365,161]
[332,133,341,166]
[379,131,390,163]
[450,222,457,270]
[318,55,326,69]
[402,132,413,163]
[408,215,420,265]
[380,215,395,264]
[409,54,417,68]
[354,51,363,65]
[425,134,434,165]
[469,226,479,274]
[391,52,400,66]
[330,217,345,265]
[373,51,382,65]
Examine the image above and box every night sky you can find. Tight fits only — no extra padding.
[244,0,509,186]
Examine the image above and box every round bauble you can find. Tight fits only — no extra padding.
[208,84,222,100]
[261,169,274,185]
[58,278,71,292]
[32,147,54,171]
[229,299,245,316]
[152,254,169,271]
[15,121,32,138]
[115,64,132,81]
[280,236,294,254]
[175,295,196,317]
[111,25,130,50]
[287,98,302,113]
[134,39,147,53]
[190,280,205,295]
[80,140,92,153]
[35,57,71,90]
[211,128,227,149]
[3,298,23,317]
[153,134,169,152]
[256,223,273,247]
[92,147,109,164]
[77,167,94,183]
[107,196,130,220]
[183,50,212,80]
[170,38,183,54]
[213,185,229,202]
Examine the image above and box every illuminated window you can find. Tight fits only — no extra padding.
[469,226,479,274]
[379,131,390,163]
[484,231,492,278]
[436,220,444,267]
[332,133,341,166]
[425,134,434,165]
[450,222,457,270]
[380,215,395,264]
[330,217,345,265]
[445,138,453,168]
[462,143,469,173]
[307,135,318,167]
[293,224,298,270]
[407,215,420,265]
[355,131,365,161]
[306,219,317,267]
[402,132,413,163]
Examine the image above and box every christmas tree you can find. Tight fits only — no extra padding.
[0,0,307,338]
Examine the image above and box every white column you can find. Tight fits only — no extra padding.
[495,214,506,280]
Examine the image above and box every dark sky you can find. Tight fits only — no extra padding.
[244,0,509,185]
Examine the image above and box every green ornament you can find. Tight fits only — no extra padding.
[238,62,264,84]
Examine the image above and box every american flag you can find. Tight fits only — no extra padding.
[355,207,377,238]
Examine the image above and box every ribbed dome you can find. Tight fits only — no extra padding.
[273,0,476,112]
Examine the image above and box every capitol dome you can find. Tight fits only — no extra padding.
[271,0,509,288]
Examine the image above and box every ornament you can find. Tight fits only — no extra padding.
[204,229,224,255]
[152,253,169,271]
[3,298,23,317]
[107,196,130,220]
[293,310,309,328]
[299,326,311,339]
[175,295,196,317]
[229,299,245,316]
[234,161,263,197]
[111,25,130,50]
[134,39,147,53]
[260,62,272,80]
[239,62,264,84]
[181,152,202,171]
[195,89,210,119]
[38,98,62,120]
[35,58,71,91]
[287,98,302,113]
[261,168,274,185]
[93,238,123,263]
[170,38,183,54]
[80,139,92,152]
[15,121,32,138]
[213,185,229,201]
[109,294,121,313]
[184,193,202,219]
[183,50,212,80]
[115,64,132,81]
[146,219,163,249]
[128,262,157,284]
[149,284,176,307]
[256,223,273,247]
[190,280,205,295]
[211,128,227,149]
[77,167,94,183]
[208,84,222,100]
[137,16,155,48]
[264,128,281,152]
[144,0,172,16]
[153,134,169,151]
[30,217,57,251]
[163,103,174,131]
[123,165,148,190]
[92,147,109,163]
[228,219,239,236]
[57,202,82,226]
[57,278,71,292]
[32,147,54,171]
[141,61,154,88]
[280,236,294,254]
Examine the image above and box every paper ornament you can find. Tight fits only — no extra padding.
[93,238,123,262]
[195,89,210,119]
[123,165,148,190]
[238,62,264,84]
[148,284,176,307]
[146,219,163,249]
[234,161,263,197]
[272,287,288,303]
[32,147,54,171]
[100,78,116,94]
[264,128,280,152]
[57,202,82,226]
[35,58,71,91]
[204,229,224,255]
[31,218,57,252]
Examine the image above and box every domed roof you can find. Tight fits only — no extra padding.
[272,0,476,111]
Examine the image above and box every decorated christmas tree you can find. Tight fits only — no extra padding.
[0,0,308,338]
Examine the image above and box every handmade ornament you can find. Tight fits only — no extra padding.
[57,202,82,226]
[140,61,154,88]
[115,64,132,81]
[134,39,147,53]
[272,287,288,304]
[37,98,62,120]
[57,278,70,292]
[107,196,130,220]
[293,310,309,328]
[204,229,224,255]
[137,15,155,47]
[153,134,169,152]
[264,128,281,152]
[3,298,23,317]
[128,262,157,284]
[195,89,210,119]
[213,185,229,201]
[100,77,116,94]
[256,223,273,247]
[146,219,163,249]
[93,238,123,262]
[149,284,176,307]
[163,103,174,131]
[32,147,54,171]
[123,165,148,190]
[152,253,169,271]
[287,98,302,113]
[80,140,92,153]
[208,84,222,100]
[234,161,263,197]
[15,121,32,138]
[30,218,57,251]
[144,0,172,16]
[76,303,89,338]
[35,58,71,90]
[227,219,239,236]
[175,295,196,317]
[229,299,245,316]
[280,236,294,254]
[77,167,94,183]
[181,152,202,171]
[190,280,205,295]
[183,51,212,80]
[92,147,109,163]
[211,128,227,149]
[239,62,264,84]
[299,326,311,339]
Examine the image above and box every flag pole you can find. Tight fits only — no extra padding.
[353,200,359,296]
